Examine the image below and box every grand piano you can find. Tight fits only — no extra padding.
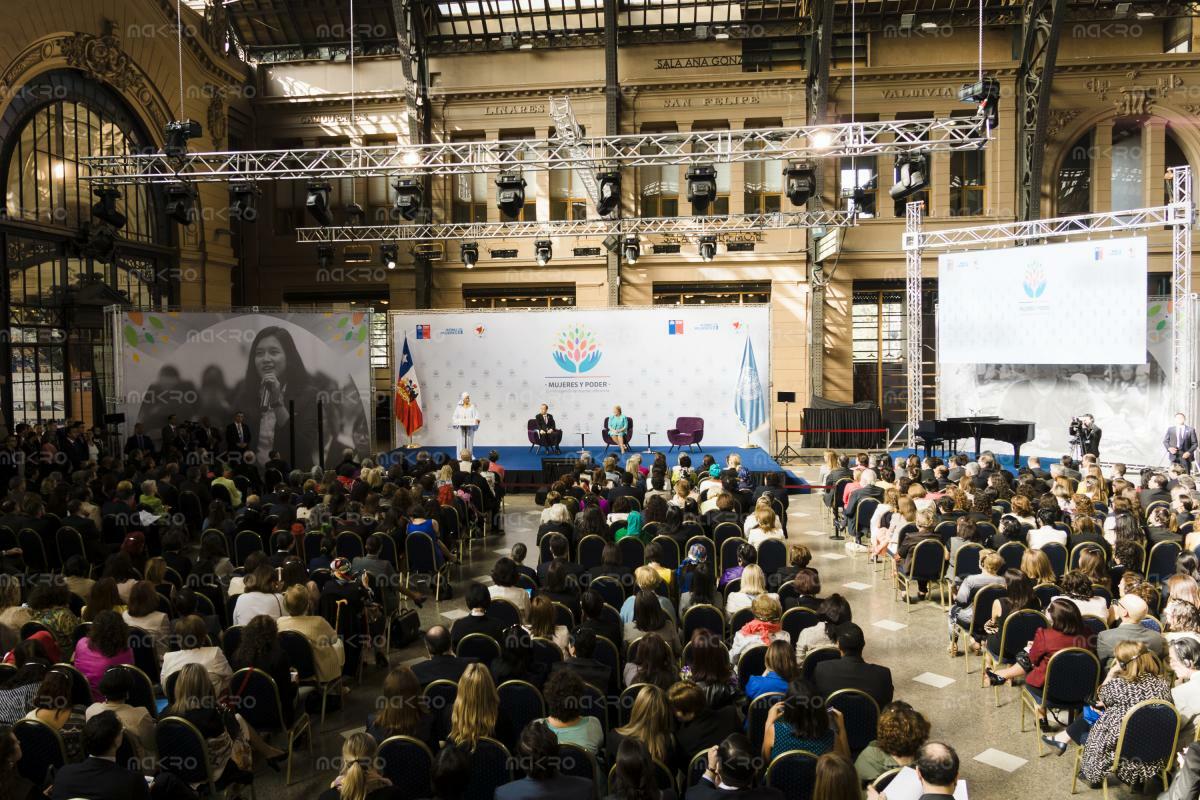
[916,416,1037,464]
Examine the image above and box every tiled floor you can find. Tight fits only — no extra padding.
[262,465,1126,799]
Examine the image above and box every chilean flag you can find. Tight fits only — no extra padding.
[669,319,684,335]
[394,334,424,438]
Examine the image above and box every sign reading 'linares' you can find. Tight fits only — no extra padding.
[484,104,547,116]
[655,55,743,69]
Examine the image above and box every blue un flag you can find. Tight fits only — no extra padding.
[734,335,766,432]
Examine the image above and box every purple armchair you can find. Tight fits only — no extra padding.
[667,417,705,452]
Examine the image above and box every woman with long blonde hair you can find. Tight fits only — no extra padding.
[322,731,393,800]
[819,450,839,485]
[869,487,901,558]
[610,684,674,765]
[1020,548,1057,587]
[448,663,498,750]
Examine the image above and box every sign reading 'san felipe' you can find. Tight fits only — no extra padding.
[392,306,771,448]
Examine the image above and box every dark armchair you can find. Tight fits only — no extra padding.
[602,416,633,453]
[667,417,705,452]
[528,418,562,454]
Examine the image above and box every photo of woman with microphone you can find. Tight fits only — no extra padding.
[236,326,315,467]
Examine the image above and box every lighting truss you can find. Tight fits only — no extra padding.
[83,117,992,186]
[548,96,604,215]
[295,210,857,243]
[901,165,1195,449]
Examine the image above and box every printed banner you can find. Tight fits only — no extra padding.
[390,306,771,448]
[114,311,374,470]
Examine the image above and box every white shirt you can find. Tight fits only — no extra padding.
[1028,526,1068,550]
[232,591,286,626]
[160,646,233,694]
[748,528,785,549]
[725,591,778,617]
[1052,594,1108,619]
[452,404,480,427]
[488,585,530,619]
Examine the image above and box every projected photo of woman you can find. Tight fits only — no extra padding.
[235,326,316,468]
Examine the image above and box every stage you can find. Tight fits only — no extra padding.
[381,444,809,493]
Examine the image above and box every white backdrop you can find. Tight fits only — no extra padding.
[937,236,1148,365]
[391,306,771,449]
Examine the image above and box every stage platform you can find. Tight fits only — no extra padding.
[382,444,809,493]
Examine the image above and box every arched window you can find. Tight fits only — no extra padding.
[1057,131,1092,215]
[0,70,175,426]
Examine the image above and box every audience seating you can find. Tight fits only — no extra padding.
[1020,648,1101,756]
[826,688,880,756]
[279,630,344,725]
[459,737,512,800]
[1070,699,1180,797]
[155,716,220,796]
[764,749,819,800]
[497,680,545,749]
[379,735,435,800]
[229,667,312,785]
[13,718,65,789]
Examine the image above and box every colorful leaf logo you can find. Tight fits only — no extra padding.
[552,325,603,373]
[1023,264,1046,299]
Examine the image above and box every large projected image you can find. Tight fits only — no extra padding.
[114,311,374,470]
[940,298,1172,465]
[937,237,1148,365]
[393,306,771,449]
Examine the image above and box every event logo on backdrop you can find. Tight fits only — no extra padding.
[115,311,374,470]
[393,307,771,449]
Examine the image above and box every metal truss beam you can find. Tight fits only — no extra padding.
[296,210,857,243]
[806,0,835,402]
[84,117,992,185]
[902,203,1188,250]
[905,201,925,450]
[548,96,603,215]
[1016,0,1066,222]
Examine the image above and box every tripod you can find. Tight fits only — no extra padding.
[774,398,802,462]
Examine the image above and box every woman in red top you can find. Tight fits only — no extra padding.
[983,598,1093,723]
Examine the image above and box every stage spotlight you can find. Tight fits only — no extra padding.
[392,177,422,221]
[811,129,835,149]
[306,181,334,226]
[889,152,928,201]
[959,76,1000,128]
[165,182,196,226]
[163,119,201,158]
[228,183,258,223]
[698,235,717,262]
[381,244,398,270]
[90,187,126,229]
[535,239,553,266]
[686,164,718,214]
[316,244,335,270]
[785,161,815,206]
[622,236,640,264]
[461,242,479,269]
[597,171,621,216]
[495,171,527,219]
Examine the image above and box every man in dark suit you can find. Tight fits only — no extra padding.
[225,411,252,453]
[410,626,478,686]
[50,710,150,800]
[1076,414,1102,458]
[844,470,884,528]
[1142,473,1173,510]
[265,450,291,478]
[685,734,785,800]
[161,414,184,455]
[123,423,155,457]
[1166,412,1198,472]
[607,471,641,507]
[62,498,106,562]
[822,456,853,509]
[812,624,894,709]
[1162,735,1200,800]
[671,683,742,774]
[450,583,507,646]
[549,627,612,693]
[752,471,790,513]
[536,534,586,587]
[1026,456,1051,481]
[534,404,562,453]
[913,742,962,800]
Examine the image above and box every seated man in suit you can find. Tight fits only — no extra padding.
[410,625,478,686]
[63,497,106,562]
[549,626,612,694]
[812,623,894,709]
[686,733,785,800]
[50,710,150,800]
[1142,473,1173,510]
[533,404,563,454]
[1097,594,1166,669]
[495,720,593,800]
[535,534,586,589]
[450,583,507,647]
[844,469,883,543]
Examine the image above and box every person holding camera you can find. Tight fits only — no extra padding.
[1069,413,1102,459]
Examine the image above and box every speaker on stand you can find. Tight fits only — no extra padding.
[774,391,802,462]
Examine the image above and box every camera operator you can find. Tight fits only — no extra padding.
[1068,413,1102,459]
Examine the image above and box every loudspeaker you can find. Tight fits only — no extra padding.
[103,413,125,424]
[776,391,796,403]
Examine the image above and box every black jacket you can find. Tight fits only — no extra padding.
[450,613,507,646]
[685,777,784,800]
[225,422,253,452]
[411,654,479,686]
[495,776,594,800]
[50,756,151,800]
[812,654,895,709]
[551,656,613,694]
[674,707,742,773]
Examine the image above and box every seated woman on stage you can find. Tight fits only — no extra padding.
[608,406,630,453]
